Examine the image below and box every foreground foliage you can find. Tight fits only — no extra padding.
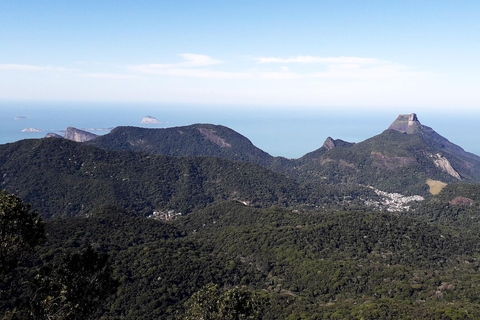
[183,284,263,320]
[0,191,118,319]
[18,201,480,319]
[0,190,45,274]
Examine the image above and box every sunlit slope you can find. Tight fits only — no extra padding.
[0,138,313,218]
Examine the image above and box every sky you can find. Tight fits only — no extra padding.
[1,1,480,113]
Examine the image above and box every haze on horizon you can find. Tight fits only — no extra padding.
[1,1,480,114]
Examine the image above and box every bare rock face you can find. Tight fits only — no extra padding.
[429,153,462,180]
[64,127,98,142]
[388,113,421,134]
[197,127,231,148]
[449,196,474,206]
[322,137,336,150]
[45,133,63,138]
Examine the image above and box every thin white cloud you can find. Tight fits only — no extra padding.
[254,56,383,65]
[129,66,246,79]
[178,53,223,67]
[0,64,50,71]
[130,54,418,81]
[0,64,76,72]
[253,56,421,81]
[132,53,224,70]
[129,53,241,79]
[80,73,141,80]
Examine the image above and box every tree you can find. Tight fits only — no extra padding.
[183,284,263,320]
[0,190,45,274]
[30,246,119,320]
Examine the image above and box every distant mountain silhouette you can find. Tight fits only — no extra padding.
[293,113,480,195]
[89,114,480,195]
[88,124,274,166]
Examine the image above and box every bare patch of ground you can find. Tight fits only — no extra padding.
[198,127,231,148]
[426,179,447,195]
[449,196,474,206]
[371,152,417,169]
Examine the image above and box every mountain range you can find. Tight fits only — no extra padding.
[0,113,478,219]
[4,113,480,318]
[87,113,480,196]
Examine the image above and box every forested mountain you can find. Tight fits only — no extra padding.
[24,202,480,318]
[292,114,480,195]
[0,137,370,219]
[88,124,276,166]
[4,114,480,318]
[86,114,480,196]
[405,183,480,234]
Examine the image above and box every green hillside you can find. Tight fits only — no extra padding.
[85,115,480,197]
[0,138,367,219]
[294,126,480,195]
[4,201,479,319]
[3,115,480,318]
[88,124,275,167]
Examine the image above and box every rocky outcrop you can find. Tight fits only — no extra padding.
[64,127,98,142]
[45,133,63,138]
[388,113,421,134]
[321,137,354,151]
[198,127,231,148]
[429,153,462,180]
[322,137,336,150]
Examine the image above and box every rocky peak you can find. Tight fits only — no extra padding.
[388,113,422,134]
[45,133,63,138]
[322,137,337,150]
[64,127,98,142]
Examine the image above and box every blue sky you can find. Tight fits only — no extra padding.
[1,1,480,112]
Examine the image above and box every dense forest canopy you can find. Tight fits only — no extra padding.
[3,117,480,318]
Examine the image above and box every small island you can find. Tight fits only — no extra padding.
[15,116,27,120]
[140,116,161,124]
[21,128,43,133]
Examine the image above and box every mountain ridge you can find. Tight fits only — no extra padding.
[88,123,275,166]
[83,114,480,195]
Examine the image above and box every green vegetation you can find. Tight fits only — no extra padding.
[0,190,45,274]
[0,138,374,218]
[88,124,274,167]
[294,130,464,196]
[0,191,118,319]
[0,201,474,319]
[89,123,480,196]
[4,119,480,318]
[29,246,119,320]
[183,284,263,320]
[407,183,480,234]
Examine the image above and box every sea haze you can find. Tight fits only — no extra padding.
[1,101,479,159]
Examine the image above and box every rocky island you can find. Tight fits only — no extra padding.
[140,115,161,124]
[21,128,43,133]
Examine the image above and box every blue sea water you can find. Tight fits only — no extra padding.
[1,101,479,159]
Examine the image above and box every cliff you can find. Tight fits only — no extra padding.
[388,113,422,134]
[64,127,98,142]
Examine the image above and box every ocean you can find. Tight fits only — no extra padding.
[1,101,479,159]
